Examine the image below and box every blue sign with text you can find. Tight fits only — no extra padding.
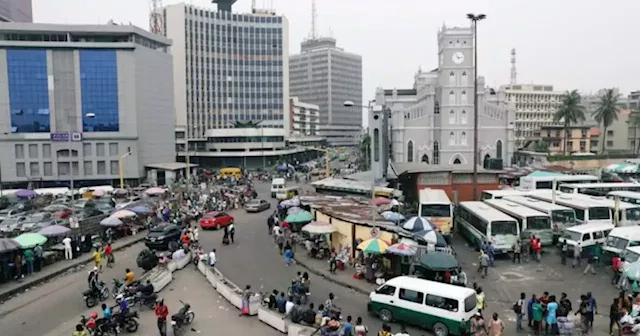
[50,132,83,142]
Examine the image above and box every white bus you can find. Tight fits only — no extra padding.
[418,188,453,239]
[607,191,640,206]
[519,174,598,191]
[480,189,531,200]
[529,190,613,225]
[559,182,640,197]
[455,201,520,254]
[484,199,554,245]
[502,196,577,238]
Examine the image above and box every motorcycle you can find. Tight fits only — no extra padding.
[83,281,110,308]
[113,310,139,333]
[128,292,157,309]
[112,279,140,300]
[80,315,120,336]
[171,300,195,335]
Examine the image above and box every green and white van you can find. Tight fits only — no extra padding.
[622,246,640,263]
[557,223,614,255]
[368,276,477,336]
[603,226,640,257]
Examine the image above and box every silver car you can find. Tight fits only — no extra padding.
[20,212,54,232]
[244,199,271,213]
[0,216,26,233]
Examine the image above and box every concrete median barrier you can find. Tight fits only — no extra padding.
[176,252,191,269]
[258,306,289,333]
[166,260,178,273]
[197,260,206,275]
[216,278,243,309]
[287,323,315,336]
[140,266,173,292]
[204,267,219,288]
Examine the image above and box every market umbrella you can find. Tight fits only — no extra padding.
[129,205,152,215]
[301,221,337,235]
[145,187,166,196]
[357,238,389,254]
[381,211,405,223]
[419,252,458,271]
[285,210,313,224]
[92,189,106,197]
[111,209,137,219]
[625,262,640,281]
[413,229,447,246]
[15,189,36,198]
[0,238,21,253]
[100,216,123,226]
[14,233,48,249]
[37,225,71,237]
[386,243,417,256]
[371,197,391,206]
[287,206,303,215]
[402,217,435,232]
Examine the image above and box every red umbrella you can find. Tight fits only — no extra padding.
[371,197,391,206]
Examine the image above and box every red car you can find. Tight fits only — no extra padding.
[200,211,234,230]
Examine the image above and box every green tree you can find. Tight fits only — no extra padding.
[627,110,640,154]
[359,133,371,170]
[553,90,586,155]
[533,140,549,153]
[592,89,622,154]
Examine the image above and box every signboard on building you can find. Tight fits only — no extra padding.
[50,133,83,142]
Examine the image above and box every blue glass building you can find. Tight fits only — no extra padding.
[79,50,120,132]
[7,49,51,133]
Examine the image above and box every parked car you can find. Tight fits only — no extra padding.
[0,208,26,222]
[116,196,142,210]
[43,204,73,219]
[243,199,270,213]
[200,211,234,230]
[145,224,181,251]
[94,202,115,215]
[20,212,54,232]
[0,215,26,233]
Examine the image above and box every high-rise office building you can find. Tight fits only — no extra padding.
[289,37,363,146]
[163,3,295,167]
[0,0,32,22]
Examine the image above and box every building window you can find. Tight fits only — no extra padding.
[407,140,414,162]
[80,50,120,132]
[110,160,118,175]
[461,110,467,124]
[42,144,51,158]
[29,162,39,176]
[461,91,467,105]
[449,91,455,105]
[434,101,440,114]
[84,161,93,175]
[496,140,503,159]
[607,140,614,148]
[83,143,92,156]
[16,162,25,177]
[449,110,456,124]
[421,154,429,164]
[449,132,455,145]
[461,132,467,145]
[7,49,51,133]
[449,72,455,86]
[72,162,79,176]
[373,129,380,162]
[43,162,52,176]
[28,144,38,159]
[57,162,69,176]
[433,141,440,164]
[97,161,106,174]
[453,157,462,164]
[607,130,614,136]
[96,143,105,156]
[461,71,468,85]
[109,143,118,156]
[15,144,25,159]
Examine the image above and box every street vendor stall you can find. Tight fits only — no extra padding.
[414,252,461,284]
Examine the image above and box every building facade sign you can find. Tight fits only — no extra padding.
[50,132,83,142]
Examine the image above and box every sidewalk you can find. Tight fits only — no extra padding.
[293,253,376,295]
[0,233,145,302]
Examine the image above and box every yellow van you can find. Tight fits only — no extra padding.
[219,168,242,179]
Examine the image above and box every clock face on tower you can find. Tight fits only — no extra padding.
[452,51,465,64]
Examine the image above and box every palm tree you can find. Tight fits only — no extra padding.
[592,89,622,154]
[627,110,640,154]
[553,90,586,155]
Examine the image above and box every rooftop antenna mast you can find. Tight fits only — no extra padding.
[510,48,517,85]
[150,0,163,35]
[310,0,317,39]
[251,0,256,13]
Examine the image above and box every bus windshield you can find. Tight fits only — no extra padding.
[420,204,451,217]
[552,210,576,224]
[491,221,518,235]
[528,216,551,231]
[480,192,493,200]
[588,207,610,220]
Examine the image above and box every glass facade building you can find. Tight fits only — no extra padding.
[79,50,120,132]
[7,49,50,133]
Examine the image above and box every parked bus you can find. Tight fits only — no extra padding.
[587,197,640,227]
[480,189,531,200]
[418,188,453,239]
[483,199,554,246]
[502,196,577,240]
[607,191,640,206]
[529,190,613,225]
[558,182,640,197]
[455,201,520,253]
[519,174,598,191]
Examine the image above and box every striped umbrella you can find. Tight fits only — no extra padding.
[386,243,417,256]
[402,217,435,232]
[357,238,389,254]
[413,230,447,247]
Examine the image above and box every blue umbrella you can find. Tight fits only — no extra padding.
[381,211,405,223]
[402,217,435,232]
[413,230,447,247]
[129,205,152,215]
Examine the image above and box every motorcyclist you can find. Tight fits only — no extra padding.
[124,268,135,286]
[116,294,130,315]
[102,303,112,320]
[324,293,336,312]
[88,267,100,296]
[300,272,311,295]
[141,280,155,296]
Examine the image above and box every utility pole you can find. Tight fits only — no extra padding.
[467,13,486,201]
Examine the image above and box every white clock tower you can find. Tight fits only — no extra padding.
[436,24,475,165]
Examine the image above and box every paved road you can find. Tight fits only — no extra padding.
[0,244,144,336]
[43,267,280,336]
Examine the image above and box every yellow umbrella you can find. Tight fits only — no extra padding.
[357,238,389,254]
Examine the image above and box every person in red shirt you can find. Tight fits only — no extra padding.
[281,221,290,230]
[180,233,190,247]
[612,256,622,285]
[155,298,169,336]
[104,243,114,268]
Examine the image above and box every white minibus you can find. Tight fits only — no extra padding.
[484,199,554,246]
[456,201,520,254]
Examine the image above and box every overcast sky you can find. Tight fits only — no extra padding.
[34,0,640,102]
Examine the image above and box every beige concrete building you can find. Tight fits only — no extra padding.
[538,124,597,155]
[582,88,630,152]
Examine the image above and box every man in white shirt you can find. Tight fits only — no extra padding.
[272,225,282,237]
[172,248,186,260]
[208,249,217,267]
[62,236,73,260]
[285,298,295,315]
[394,325,410,336]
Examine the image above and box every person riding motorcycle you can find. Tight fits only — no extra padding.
[87,267,101,297]
[124,268,135,286]
[102,303,112,320]
[141,280,155,296]
[116,294,130,316]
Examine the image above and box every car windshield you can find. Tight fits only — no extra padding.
[151,225,172,232]
[606,236,630,251]
[563,231,582,242]
[625,250,640,263]
[2,217,20,225]
[204,213,217,219]
[247,201,261,205]
[625,208,640,221]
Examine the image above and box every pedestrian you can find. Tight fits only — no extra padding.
[193,227,199,242]
[534,238,542,262]
[489,312,504,336]
[612,256,622,285]
[63,236,73,260]
[378,323,392,336]
[154,298,169,336]
[284,242,293,266]
[513,292,525,332]
[583,251,597,275]
[73,323,88,336]
[545,295,559,335]
[532,298,543,335]
[609,297,620,335]
[585,292,597,332]
[354,317,368,336]
[33,244,43,272]
[208,248,216,267]
[575,295,589,335]
[395,324,410,336]
[479,250,489,278]
[229,223,235,244]
[23,248,34,275]
[470,313,488,336]
[476,287,486,317]
[512,239,521,264]
[560,241,568,265]
[105,243,114,268]
[92,247,103,272]
[572,242,582,268]
[240,285,251,316]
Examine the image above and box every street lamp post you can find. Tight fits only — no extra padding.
[466,13,486,201]
[118,152,132,188]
